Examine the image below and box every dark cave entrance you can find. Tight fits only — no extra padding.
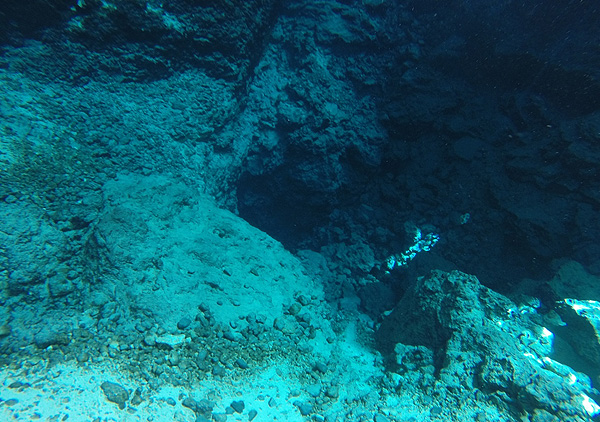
[236,172,335,251]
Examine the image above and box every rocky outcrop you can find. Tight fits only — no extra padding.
[376,270,600,421]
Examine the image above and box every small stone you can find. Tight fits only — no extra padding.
[430,406,443,416]
[306,383,321,398]
[76,351,90,363]
[167,351,180,366]
[325,385,340,399]
[273,318,285,331]
[197,399,215,414]
[177,316,192,330]
[248,409,258,421]
[235,358,249,369]
[313,362,328,374]
[294,401,312,416]
[0,325,10,337]
[182,397,199,412]
[143,335,156,346]
[131,390,143,406]
[4,194,17,203]
[101,381,129,409]
[155,333,186,349]
[223,331,236,341]
[288,303,302,315]
[197,349,208,362]
[212,414,227,422]
[268,397,277,407]
[297,313,310,324]
[273,317,297,335]
[8,381,29,389]
[230,400,245,413]
[212,365,225,376]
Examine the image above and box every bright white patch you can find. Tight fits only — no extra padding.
[581,394,600,416]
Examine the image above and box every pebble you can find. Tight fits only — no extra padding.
[300,313,312,323]
[143,335,156,346]
[223,331,236,341]
[288,303,302,315]
[212,414,227,422]
[167,351,180,366]
[155,333,186,348]
[131,390,143,406]
[313,362,328,374]
[293,401,312,416]
[230,400,245,413]
[8,381,29,389]
[248,409,258,421]
[101,381,129,409]
[430,406,443,416]
[306,383,321,398]
[325,385,340,399]
[182,397,199,412]
[197,349,208,361]
[235,358,249,369]
[177,316,192,330]
[76,351,90,363]
[0,324,11,337]
[212,365,225,376]
[197,399,215,414]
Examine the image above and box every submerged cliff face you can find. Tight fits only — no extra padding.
[2,0,599,286]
